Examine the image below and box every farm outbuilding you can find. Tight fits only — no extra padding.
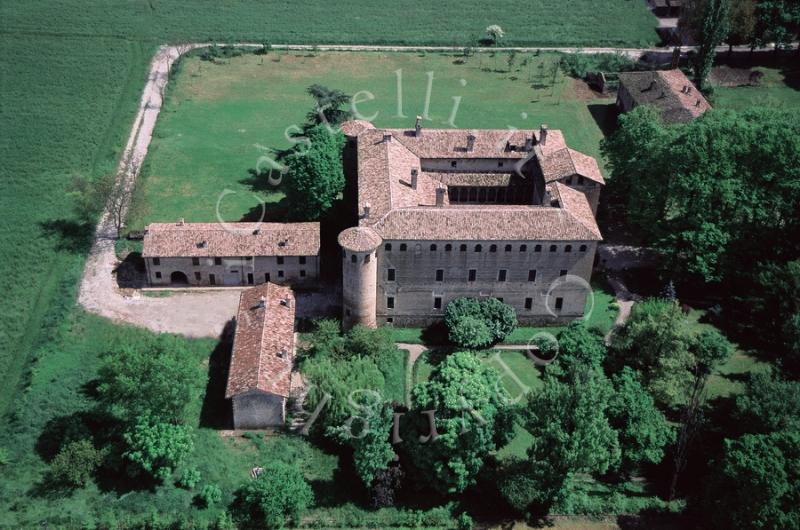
[225,282,296,429]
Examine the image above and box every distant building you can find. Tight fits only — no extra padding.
[338,119,604,328]
[142,221,320,287]
[617,69,711,124]
[226,282,295,429]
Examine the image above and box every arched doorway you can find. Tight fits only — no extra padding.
[170,271,189,285]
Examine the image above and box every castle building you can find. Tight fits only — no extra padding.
[338,119,604,329]
[142,221,320,287]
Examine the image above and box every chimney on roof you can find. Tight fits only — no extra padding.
[524,135,533,151]
[435,185,446,207]
[257,296,266,309]
[466,134,475,152]
[648,79,657,91]
[415,115,422,137]
[280,297,290,307]
[277,349,287,358]
[539,124,548,146]
[253,228,260,235]
[687,86,693,95]
[383,133,392,143]
[363,202,371,218]
[410,169,418,190]
[696,98,701,107]
[198,240,208,248]
[178,218,185,226]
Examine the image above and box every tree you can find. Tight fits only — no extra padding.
[753,0,800,50]
[67,172,112,222]
[555,321,607,369]
[485,25,505,46]
[610,298,694,408]
[509,365,620,513]
[232,462,313,530]
[694,0,730,91]
[734,371,800,434]
[608,368,674,474]
[123,417,194,481]
[283,123,345,221]
[407,351,516,494]
[661,279,678,301]
[49,439,105,487]
[444,297,517,348]
[305,84,352,127]
[728,0,757,51]
[370,466,404,507]
[329,403,396,487]
[97,335,203,426]
[706,431,800,530]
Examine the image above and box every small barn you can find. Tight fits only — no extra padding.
[617,69,711,124]
[225,282,295,429]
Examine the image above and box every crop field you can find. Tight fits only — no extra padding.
[129,50,614,228]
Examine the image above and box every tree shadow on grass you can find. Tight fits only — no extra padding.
[199,319,235,430]
[38,219,95,254]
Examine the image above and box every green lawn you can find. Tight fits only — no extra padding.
[712,66,800,111]
[129,50,614,228]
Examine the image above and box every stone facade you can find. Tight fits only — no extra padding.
[144,255,319,287]
[231,390,286,429]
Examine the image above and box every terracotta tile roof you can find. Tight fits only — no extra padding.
[341,119,375,137]
[540,148,605,185]
[226,283,295,398]
[344,122,603,243]
[142,222,320,258]
[618,69,711,124]
[338,226,382,252]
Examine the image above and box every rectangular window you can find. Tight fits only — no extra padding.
[299,256,307,265]
[496,297,503,303]
[560,269,567,277]
[277,256,284,265]
[214,257,222,265]
[194,272,201,281]
[300,270,306,277]
[387,296,395,309]
[245,256,252,261]
[278,270,284,278]
[155,271,162,279]
[209,273,216,285]
[435,269,444,282]
[387,317,393,323]
[434,296,442,310]
[525,297,533,310]
[265,272,270,282]
[153,257,160,266]
[192,257,200,266]
[468,269,477,282]
[528,270,537,282]
[555,297,563,310]
[498,269,507,282]
[387,268,396,281]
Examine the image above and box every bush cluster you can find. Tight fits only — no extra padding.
[444,297,517,348]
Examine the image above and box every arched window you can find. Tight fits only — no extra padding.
[549,244,557,252]
[490,244,497,252]
[534,244,542,252]
[474,244,482,252]
[520,244,527,252]
[351,255,357,263]
[505,244,512,252]
[564,245,572,253]
[579,244,587,252]
[400,243,407,251]
[460,244,467,252]
[445,244,453,251]
[430,244,437,251]
[384,243,392,251]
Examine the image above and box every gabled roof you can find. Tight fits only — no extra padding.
[539,147,605,185]
[226,283,295,399]
[142,222,320,258]
[618,69,711,124]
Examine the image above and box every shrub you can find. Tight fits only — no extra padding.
[178,466,201,489]
[559,52,638,78]
[49,439,104,487]
[0,447,8,466]
[197,484,223,508]
[445,297,517,348]
[231,461,313,529]
[123,418,194,481]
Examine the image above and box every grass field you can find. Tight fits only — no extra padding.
[128,50,614,228]
[712,65,800,111]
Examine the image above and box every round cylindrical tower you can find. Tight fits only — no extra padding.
[338,226,382,329]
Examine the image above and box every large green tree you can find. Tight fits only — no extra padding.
[694,0,730,88]
[734,371,800,434]
[283,123,345,221]
[753,0,800,49]
[707,430,800,530]
[232,462,314,530]
[407,351,516,494]
[556,321,607,369]
[444,297,517,349]
[122,416,194,481]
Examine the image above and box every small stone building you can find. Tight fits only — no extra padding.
[338,120,605,328]
[225,282,295,429]
[142,221,319,287]
[617,69,711,124]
